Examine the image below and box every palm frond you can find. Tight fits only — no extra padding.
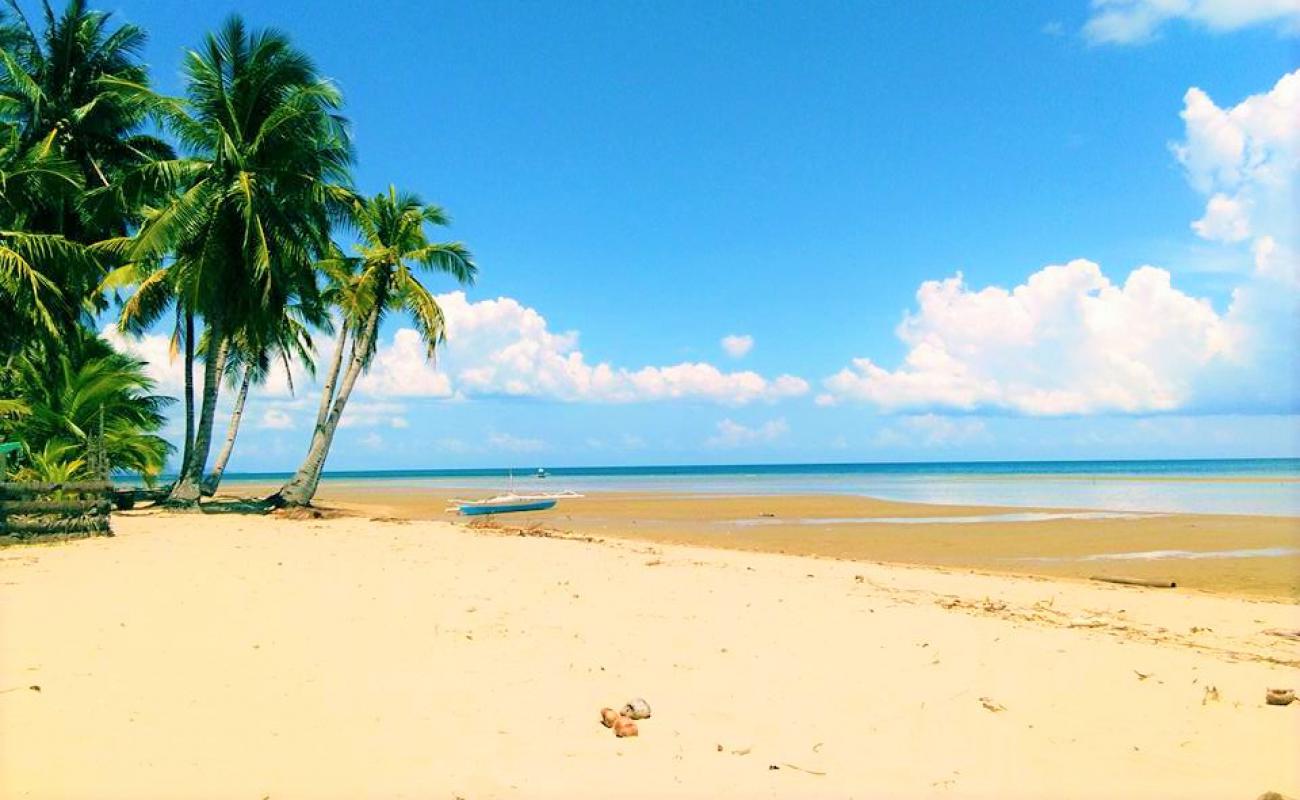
[393,264,446,356]
[407,241,477,285]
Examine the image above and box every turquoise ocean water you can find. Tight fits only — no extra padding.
[222,459,1300,517]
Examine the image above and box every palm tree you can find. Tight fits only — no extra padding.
[1,227,96,351]
[0,0,172,241]
[116,16,353,505]
[0,122,98,353]
[2,0,171,367]
[270,187,475,507]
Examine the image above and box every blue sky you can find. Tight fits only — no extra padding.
[86,0,1300,470]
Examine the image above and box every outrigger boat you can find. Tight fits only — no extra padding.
[449,490,581,516]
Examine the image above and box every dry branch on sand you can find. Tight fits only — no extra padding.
[465,516,600,542]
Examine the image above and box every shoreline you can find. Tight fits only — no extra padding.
[3,511,1298,798]
[236,484,1300,601]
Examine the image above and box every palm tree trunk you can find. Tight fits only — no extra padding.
[271,310,378,507]
[168,331,226,505]
[178,308,196,480]
[314,325,348,431]
[201,365,252,496]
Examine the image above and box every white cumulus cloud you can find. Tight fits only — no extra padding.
[1191,194,1252,243]
[820,260,1235,415]
[101,325,188,395]
[486,431,547,453]
[1084,0,1300,44]
[1174,69,1300,285]
[355,328,455,398]
[721,334,754,358]
[355,293,808,405]
[874,415,990,448]
[706,418,790,448]
[822,69,1300,418]
[338,401,410,429]
[102,324,313,401]
[258,407,296,430]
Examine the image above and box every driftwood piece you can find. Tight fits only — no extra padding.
[1090,576,1176,589]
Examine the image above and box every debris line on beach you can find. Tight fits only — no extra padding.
[1090,576,1177,589]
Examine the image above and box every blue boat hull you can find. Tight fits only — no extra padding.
[459,499,557,516]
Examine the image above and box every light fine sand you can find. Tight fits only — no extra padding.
[2,512,1299,799]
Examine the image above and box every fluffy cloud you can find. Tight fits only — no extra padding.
[101,325,188,395]
[1174,69,1300,285]
[355,328,455,398]
[706,418,790,448]
[820,260,1235,415]
[1191,194,1251,243]
[874,415,990,448]
[102,324,311,401]
[1171,69,1300,412]
[258,407,296,430]
[337,401,410,429]
[721,334,754,358]
[486,431,547,453]
[822,69,1300,418]
[423,433,548,456]
[1084,0,1300,44]
[355,293,808,405]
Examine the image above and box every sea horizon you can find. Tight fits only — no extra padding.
[216,456,1300,482]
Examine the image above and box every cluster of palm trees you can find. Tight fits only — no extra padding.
[0,1,476,507]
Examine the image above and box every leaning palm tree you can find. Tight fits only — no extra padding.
[270,187,475,507]
[115,16,353,505]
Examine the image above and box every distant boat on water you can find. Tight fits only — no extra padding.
[536,468,548,478]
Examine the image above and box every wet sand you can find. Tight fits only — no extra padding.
[2,511,1299,799]
[271,483,1300,600]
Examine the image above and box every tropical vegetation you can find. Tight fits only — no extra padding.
[0,1,475,507]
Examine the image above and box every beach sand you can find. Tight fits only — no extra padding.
[2,510,1299,799]
[274,484,1300,599]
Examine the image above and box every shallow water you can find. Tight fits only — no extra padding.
[731,511,1161,526]
[1016,546,1300,563]
[219,458,1300,517]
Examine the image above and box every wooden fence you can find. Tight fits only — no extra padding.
[0,481,114,543]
